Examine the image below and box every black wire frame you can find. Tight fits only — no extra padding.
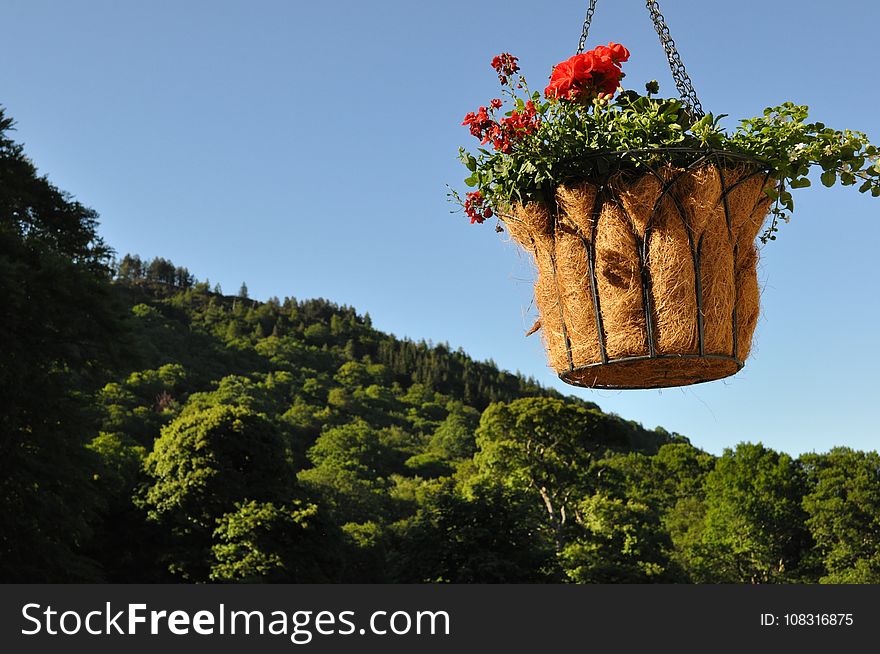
[547,148,775,390]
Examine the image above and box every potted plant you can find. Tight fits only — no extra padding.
[453,29,879,389]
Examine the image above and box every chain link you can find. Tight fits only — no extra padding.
[574,0,705,117]
[576,0,598,54]
[644,1,704,117]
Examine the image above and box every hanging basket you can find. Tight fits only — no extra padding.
[507,149,775,389]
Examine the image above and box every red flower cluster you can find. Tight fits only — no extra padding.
[496,100,539,153]
[462,100,539,154]
[544,42,630,103]
[462,106,492,140]
[490,52,519,85]
[464,191,492,224]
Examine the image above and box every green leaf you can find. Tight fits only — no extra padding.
[790,177,811,189]
[463,175,478,187]
[820,170,836,187]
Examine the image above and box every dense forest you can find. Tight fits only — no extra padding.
[2,106,879,584]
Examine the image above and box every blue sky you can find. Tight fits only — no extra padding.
[2,0,878,455]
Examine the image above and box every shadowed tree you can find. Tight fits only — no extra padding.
[210,500,343,583]
[0,107,117,581]
[474,397,628,553]
[389,479,554,582]
[143,404,293,580]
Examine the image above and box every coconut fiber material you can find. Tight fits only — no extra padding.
[507,163,774,389]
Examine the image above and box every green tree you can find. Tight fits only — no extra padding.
[85,432,167,581]
[146,257,176,284]
[210,500,342,583]
[596,443,714,581]
[429,404,480,460]
[143,404,292,580]
[116,253,144,281]
[560,493,679,583]
[699,442,812,583]
[306,419,405,479]
[0,107,116,582]
[297,420,402,525]
[802,448,880,583]
[474,397,627,552]
[389,480,553,582]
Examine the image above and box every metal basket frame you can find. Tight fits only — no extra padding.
[547,147,775,389]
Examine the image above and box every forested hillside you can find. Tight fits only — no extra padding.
[2,107,880,584]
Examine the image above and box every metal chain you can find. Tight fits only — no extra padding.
[576,0,598,54]
[644,1,704,117]
[574,0,705,117]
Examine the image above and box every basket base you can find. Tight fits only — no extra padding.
[559,354,742,390]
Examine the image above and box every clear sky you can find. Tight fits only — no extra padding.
[3,0,878,456]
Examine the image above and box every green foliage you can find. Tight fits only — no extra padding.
[461,89,711,209]
[456,62,879,242]
[339,521,387,583]
[404,452,454,478]
[115,254,194,288]
[698,443,813,583]
[85,431,165,581]
[801,448,880,583]
[4,233,880,583]
[306,420,401,478]
[143,405,293,579]
[389,480,554,582]
[729,102,880,241]
[88,432,147,499]
[297,420,418,528]
[145,405,292,524]
[97,364,187,443]
[560,493,679,583]
[0,107,116,582]
[210,500,342,583]
[428,404,480,460]
[474,397,628,551]
[600,443,713,512]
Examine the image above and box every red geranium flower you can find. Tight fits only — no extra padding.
[607,42,630,63]
[545,53,596,101]
[463,98,538,153]
[462,106,494,140]
[544,42,628,102]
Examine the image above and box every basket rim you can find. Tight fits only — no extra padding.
[557,146,772,172]
[559,353,745,390]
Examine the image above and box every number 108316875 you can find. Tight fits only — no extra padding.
[760,613,853,627]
